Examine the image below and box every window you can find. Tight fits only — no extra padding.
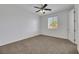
[48,16,58,29]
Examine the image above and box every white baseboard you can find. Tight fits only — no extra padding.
[0,33,75,47]
[0,33,40,46]
[40,33,67,39]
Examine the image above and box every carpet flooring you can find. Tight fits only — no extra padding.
[0,35,78,54]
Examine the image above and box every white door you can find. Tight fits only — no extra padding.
[68,9,75,43]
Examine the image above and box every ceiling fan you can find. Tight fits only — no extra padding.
[34,4,52,14]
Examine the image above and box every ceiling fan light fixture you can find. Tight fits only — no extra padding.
[42,10,45,12]
[40,10,45,14]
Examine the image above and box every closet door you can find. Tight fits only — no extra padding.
[68,9,75,43]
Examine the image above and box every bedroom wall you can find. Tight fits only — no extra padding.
[40,10,70,39]
[75,4,79,52]
[0,5,40,46]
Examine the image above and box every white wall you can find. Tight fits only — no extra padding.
[40,10,70,39]
[0,5,39,46]
[68,9,75,43]
[75,5,79,52]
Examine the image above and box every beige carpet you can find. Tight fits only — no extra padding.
[0,35,78,54]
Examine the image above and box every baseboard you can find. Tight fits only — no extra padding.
[0,33,76,48]
[41,33,78,44]
[0,33,40,46]
[0,33,67,46]
[40,33,68,40]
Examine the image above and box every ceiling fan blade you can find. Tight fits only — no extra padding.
[42,4,47,9]
[44,9,52,11]
[34,6,41,9]
[36,10,40,12]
